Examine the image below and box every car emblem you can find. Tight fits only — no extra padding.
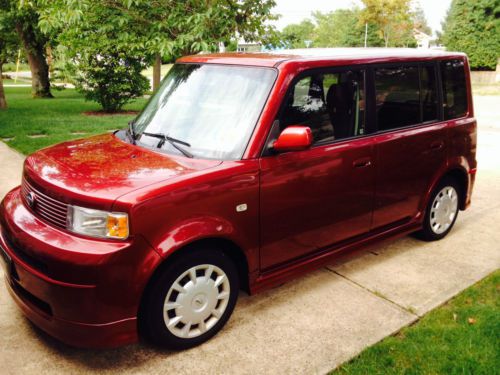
[25,191,36,209]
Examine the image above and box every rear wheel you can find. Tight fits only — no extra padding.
[415,177,460,241]
[140,247,239,349]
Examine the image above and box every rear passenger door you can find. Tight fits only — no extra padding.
[371,63,447,229]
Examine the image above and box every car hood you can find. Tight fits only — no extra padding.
[23,133,222,208]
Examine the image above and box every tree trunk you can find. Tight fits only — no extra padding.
[46,45,53,73]
[15,23,53,98]
[152,54,162,92]
[0,64,7,110]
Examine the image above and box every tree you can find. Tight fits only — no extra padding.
[280,19,315,48]
[313,9,384,47]
[38,1,278,109]
[360,0,415,47]
[442,0,500,70]
[0,2,20,109]
[0,0,53,98]
[412,6,432,35]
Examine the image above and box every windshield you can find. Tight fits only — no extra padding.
[132,63,277,160]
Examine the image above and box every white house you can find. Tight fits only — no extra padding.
[413,29,434,49]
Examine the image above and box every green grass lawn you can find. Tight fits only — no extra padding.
[3,62,30,72]
[332,270,500,375]
[2,78,32,85]
[0,87,147,155]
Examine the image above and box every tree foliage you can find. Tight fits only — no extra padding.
[0,2,20,109]
[0,0,53,98]
[442,0,500,70]
[38,0,278,111]
[313,8,384,48]
[39,0,278,57]
[281,19,315,48]
[277,1,424,49]
[360,0,415,47]
[412,6,432,35]
[0,2,19,63]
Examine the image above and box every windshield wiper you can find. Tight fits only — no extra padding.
[127,121,136,145]
[141,132,193,158]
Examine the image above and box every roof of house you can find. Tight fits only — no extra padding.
[178,48,466,67]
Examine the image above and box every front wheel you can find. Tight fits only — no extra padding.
[140,247,239,350]
[415,177,460,241]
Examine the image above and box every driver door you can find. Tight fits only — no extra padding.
[259,68,375,270]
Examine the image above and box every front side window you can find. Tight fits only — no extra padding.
[133,64,276,160]
[441,59,468,120]
[375,66,420,130]
[280,70,366,144]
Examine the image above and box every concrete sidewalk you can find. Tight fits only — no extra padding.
[0,141,24,199]
[0,96,499,374]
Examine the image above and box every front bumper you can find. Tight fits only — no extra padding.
[0,188,161,348]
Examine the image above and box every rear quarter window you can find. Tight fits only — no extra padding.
[440,59,468,119]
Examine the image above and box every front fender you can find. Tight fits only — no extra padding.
[154,216,241,258]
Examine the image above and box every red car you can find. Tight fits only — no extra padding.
[0,49,476,349]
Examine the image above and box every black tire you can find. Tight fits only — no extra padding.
[414,177,461,242]
[140,247,239,350]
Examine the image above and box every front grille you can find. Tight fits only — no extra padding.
[21,178,69,229]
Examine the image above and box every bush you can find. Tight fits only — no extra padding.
[442,0,500,70]
[75,50,149,112]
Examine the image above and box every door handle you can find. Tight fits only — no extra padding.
[429,141,444,151]
[353,158,372,168]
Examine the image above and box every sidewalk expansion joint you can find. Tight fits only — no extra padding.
[325,267,420,317]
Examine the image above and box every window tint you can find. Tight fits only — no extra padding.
[375,66,420,130]
[420,65,438,122]
[441,59,467,119]
[281,70,365,144]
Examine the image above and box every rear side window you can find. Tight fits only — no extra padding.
[441,60,468,119]
[375,66,420,130]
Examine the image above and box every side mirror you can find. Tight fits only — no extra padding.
[273,126,313,152]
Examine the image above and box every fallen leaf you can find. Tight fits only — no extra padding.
[453,313,457,322]
[468,317,476,325]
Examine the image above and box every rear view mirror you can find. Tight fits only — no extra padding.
[273,126,313,152]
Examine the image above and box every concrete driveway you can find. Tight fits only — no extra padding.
[1,96,499,374]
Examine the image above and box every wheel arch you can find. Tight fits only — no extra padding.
[442,168,469,210]
[424,166,469,214]
[138,237,250,325]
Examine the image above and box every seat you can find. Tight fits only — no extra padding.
[326,82,356,140]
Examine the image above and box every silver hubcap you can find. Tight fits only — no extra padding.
[430,186,458,234]
[163,264,230,339]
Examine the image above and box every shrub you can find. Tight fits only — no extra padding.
[442,0,500,70]
[75,49,149,112]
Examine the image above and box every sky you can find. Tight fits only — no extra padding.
[272,0,452,36]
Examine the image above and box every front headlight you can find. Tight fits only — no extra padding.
[67,205,129,240]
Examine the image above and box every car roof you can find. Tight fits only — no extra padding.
[177,48,466,68]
